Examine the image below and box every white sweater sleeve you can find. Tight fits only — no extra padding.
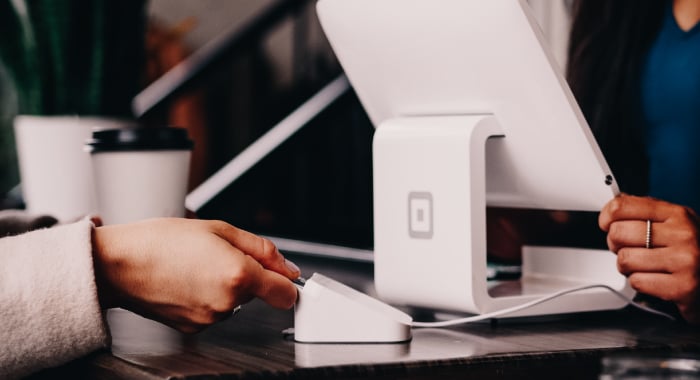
[0,220,109,379]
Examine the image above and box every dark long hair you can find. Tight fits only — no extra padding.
[567,0,665,194]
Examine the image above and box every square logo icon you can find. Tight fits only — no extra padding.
[408,191,433,239]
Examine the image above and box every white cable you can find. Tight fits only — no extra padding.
[411,284,675,328]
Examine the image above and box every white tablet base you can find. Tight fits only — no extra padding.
[372,115,633,317]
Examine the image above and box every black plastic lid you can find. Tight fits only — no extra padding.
[87,127,193,153]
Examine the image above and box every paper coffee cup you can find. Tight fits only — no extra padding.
[87,126,193,225]
[13,115,136,222]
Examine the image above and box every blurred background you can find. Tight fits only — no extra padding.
[0,0,572,251]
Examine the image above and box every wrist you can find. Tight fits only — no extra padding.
[91,226,119,309]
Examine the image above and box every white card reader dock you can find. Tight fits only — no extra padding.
[294,273,412,343]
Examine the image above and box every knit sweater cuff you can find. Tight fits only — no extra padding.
[0,220,109,378]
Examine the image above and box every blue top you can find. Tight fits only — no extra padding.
[640,1,700,212]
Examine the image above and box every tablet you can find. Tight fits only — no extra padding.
[317,0,618,211]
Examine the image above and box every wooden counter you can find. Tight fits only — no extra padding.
[33,254,700,380]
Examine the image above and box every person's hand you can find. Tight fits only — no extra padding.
[599,194,700,323]
[487,208,572,263]
[91,218,300,333]
[487,207,527,263]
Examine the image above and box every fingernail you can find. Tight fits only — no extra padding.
[285,259,300,274]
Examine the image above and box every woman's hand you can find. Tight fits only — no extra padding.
[599,194,700,323]
[487,208,573,263]
[487,207,527,263]
[91,218,300,333]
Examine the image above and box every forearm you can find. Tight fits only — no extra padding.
[0,221,109,379]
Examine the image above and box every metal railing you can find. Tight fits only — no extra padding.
[132,0,352,212]
[133,0,309,118]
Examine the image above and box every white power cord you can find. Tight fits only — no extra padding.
[411,284,676,328]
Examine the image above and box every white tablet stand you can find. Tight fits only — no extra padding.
[373,114,633,317]
[316,0,635,317]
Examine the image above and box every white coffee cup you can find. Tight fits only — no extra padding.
[87,126,193,225]
[87,126,193,356]
[13,115,135,222]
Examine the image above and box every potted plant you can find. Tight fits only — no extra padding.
[0,0,147,219]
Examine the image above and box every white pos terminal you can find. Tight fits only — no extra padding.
[317,0,633,317]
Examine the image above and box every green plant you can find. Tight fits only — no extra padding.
[0,64,18,194]
[0,0,148,196]
[0,0,147,116]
